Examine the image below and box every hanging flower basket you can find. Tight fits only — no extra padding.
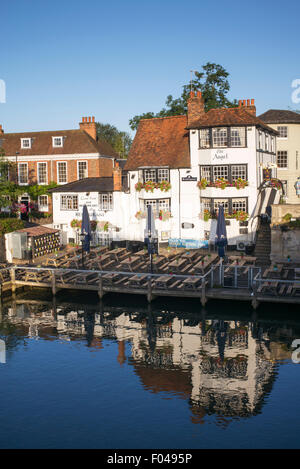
[135,210,146,220]
[90,220,97,232]
[158,209,171,221]
[197,178,209,190]
[98,221,110,232]
[70,219,81,229]
[203,209,211,222]
[135,181,144,192]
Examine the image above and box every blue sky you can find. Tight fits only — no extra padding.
[1,0,299,136]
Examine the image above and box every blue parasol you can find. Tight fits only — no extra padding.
[215,204,227,258]
[81,204,91,253]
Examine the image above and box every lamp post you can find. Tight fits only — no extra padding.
[295,178,300,197]
[80,232,85,269]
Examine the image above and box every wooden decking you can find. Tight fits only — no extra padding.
[2,247,300,309]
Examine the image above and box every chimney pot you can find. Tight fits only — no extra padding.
[88,117,91,122]
[92,116,95,123]
[247,99,250,106]
[190,91,195,98]
[243,100,246,106]
[251,99,255,105]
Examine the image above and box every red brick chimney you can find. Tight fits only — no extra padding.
[113,161,122,191]
[79,116,97,140]
[0,124,4,135]
[238,99,256,116]
[187,91,205,126]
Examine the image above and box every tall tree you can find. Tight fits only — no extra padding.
[129,62,238,131]
[96,122,132,158]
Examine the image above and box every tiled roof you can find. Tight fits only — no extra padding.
[124,115,190,170]
[0,129,118,157]
[258,109,300,124]
[187,107,277,133]
[49,177,115,193]
[17,226,59,236]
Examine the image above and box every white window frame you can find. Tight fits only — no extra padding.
[18,163,28,185]
[37,162,48,185]
[21,138,32,149]
[99,193,113,211]
[52,136,64,148]
[38,195,48,212]
[277,151,288,169]
[60,195,78,211]
[77,161,88,180]
[57,161,68,184]
[277,126,288,139]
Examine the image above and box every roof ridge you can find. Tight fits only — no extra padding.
[140,114,187,122]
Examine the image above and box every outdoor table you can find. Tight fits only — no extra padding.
[182,251,200,263]
[194,255,216,273]
[292,282,300,295]
[102,272,122,284]
[107,248,127,261]
[257,281,279,295]
[119,256,140,271]
[23,270,50,283]
[154,275,173,289]
[134,249,148,258]
[182,276,202,290]
[228,255,256,264]
[128,274,148,287]
[294,268,300,280]
[168,258,187,273]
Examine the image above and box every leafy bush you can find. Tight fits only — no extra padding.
[0,218,24,235]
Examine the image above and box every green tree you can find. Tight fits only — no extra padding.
[0,148,22,209]
[96,122,132,158]
[129,62,238,131]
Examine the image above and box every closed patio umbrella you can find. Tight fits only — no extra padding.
[215,204,227,259]
[81,205,91,267]
[144,205,158,273]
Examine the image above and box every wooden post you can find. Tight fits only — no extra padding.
[98,274,103,299]
[201,279,207,307]
[147,275,152,303]
[10,268,16,293]
[51,270,56,296]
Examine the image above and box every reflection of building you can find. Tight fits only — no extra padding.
[4,299,297,423]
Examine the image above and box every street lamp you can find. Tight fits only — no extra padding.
[295,177,300,197]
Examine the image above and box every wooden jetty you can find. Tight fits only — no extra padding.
[0,261,300,310]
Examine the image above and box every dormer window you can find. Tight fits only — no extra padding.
[52,136,63,148]
[21,138,32,149]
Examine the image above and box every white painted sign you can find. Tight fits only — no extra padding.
[212,149,229,161]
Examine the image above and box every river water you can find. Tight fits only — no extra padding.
[0,290,300,449]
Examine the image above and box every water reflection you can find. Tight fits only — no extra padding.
[0,293,299,427]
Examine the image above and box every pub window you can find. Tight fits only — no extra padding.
[232,198,247,212]
[265,134,269,151]
[143,168,169,183]
[231,165,247,181]
[212,128,228,147]
[277,151,288,168]
[202,198,212,212]
[144,198,170,213]
[230,127,245,147]
[157,168,169,182]
[199,129,210,148]
[200,166,211,182]
[213,199,229,213]
[60,195,78,211]
[99,193,113,211]
[277,126,288,138]
[144,169,157,182]
[213,165,228,181]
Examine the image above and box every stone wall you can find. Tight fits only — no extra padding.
[271,203,300,225]
[270,227,300,262]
